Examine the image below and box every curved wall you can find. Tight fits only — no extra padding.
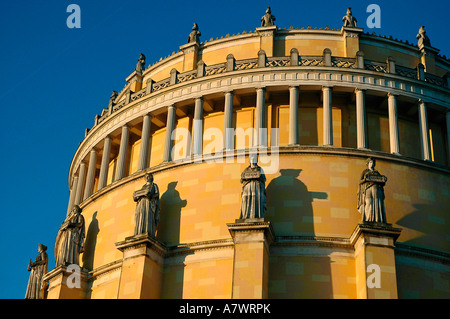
[51,23,450,299]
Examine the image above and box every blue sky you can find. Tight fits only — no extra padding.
[0,0,448,299]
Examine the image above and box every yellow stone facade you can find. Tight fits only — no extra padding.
[43,11,450,299]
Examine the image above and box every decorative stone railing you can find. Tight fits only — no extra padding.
[94,52,449,129]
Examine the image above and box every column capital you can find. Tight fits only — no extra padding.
[355,87,367,93]
[418,98,427,105]
[387,92,399,98]
[322,85,333,91]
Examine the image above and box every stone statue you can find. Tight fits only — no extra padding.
[109,90,118,106]
[55,205,85,267]
[25,243,48,299]
[133,172,160,236]
[136,53,146,73]
[342,7,357,28]
[188,23,201,44]
[240,154,267,219]
[357,157,387,223]
[261,6,276,27]
[416,26,431,47]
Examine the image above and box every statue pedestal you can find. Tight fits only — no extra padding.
[350,223,402,299]
[43,264,89,299]
[179,42,199,72]
[256,25,277,57]
[227,218,275,299]
[115,233,166,299]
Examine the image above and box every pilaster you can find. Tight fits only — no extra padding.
[115,233,166,299]
[256,26,277,58]
[180,42,200,72]
[126,71,144,93]
[350,223,402,299]
[341,27,363,57]
[419,44,440,74]
[227,219,275,299]
[44,265,89,299]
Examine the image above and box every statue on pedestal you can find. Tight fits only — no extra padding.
[55,205,85,267]
[357,158,387,223]
[261,7,276,27]
[342,7,357,28]
[136,53,146,73]
[25,243,48,299]
[133,173,160,237]
[416,26,431,47]
[187,23,201,44]
[240,154,267,219]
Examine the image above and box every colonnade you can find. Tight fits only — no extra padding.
[66,85,446,214]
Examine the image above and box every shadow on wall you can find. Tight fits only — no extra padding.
[395,203,450,298]
[82,212,99,271]
[157,181,189,298]
[265,168,327,235]
[157,181,187,246]
[395,203,448,252]
[265,168,333,298]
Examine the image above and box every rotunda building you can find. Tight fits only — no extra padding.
[43,8,450,299]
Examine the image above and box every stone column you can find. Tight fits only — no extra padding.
[193,97,203,156]
[83,148,97,200]
[227,220,275,299]
[74,162,86,205]
[388,94,401,155]
[289,86,299,145]
[255,87,266,147]
[67,176,78,216]
[355,88,367,149]
[322,86,333,146]
[115,125,130,181]
[223,91,234,150]
[446,111,450,166]
[163,105,176,162]
[351,223,402,299]
[98,135,111,190]
[418,100,432,161]
[115,234,166,299]
[138,114,152,171]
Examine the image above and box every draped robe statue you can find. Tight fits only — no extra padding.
[240,156,267,219]
[133,173,160,237]
[25,243,48,299]
[55,205,85,267]
[357,158,387,223]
